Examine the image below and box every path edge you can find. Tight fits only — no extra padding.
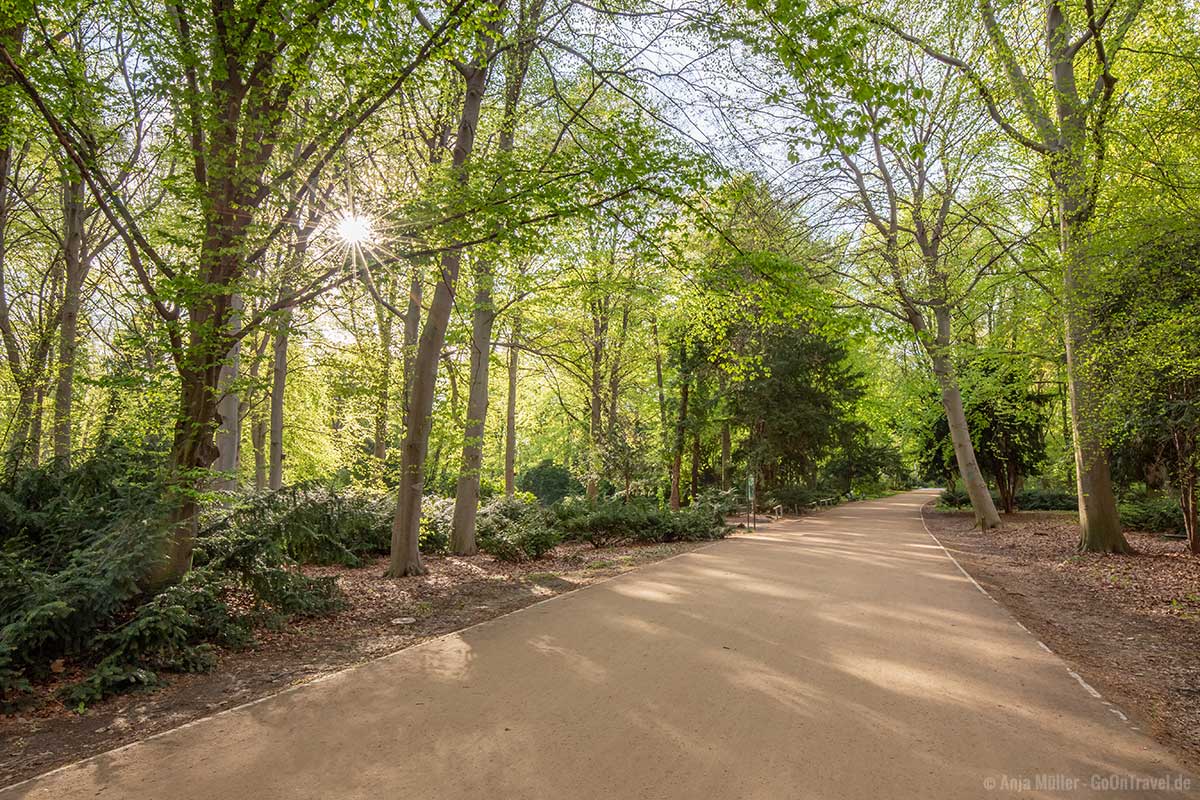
[917,500,1137,730]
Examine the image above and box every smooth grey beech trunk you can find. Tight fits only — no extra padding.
[252,416,267,490]
[448,5,539,551]
[1049,5,1128,552]
[372,283,395,463]
[1061,217,1127,551]
[984,0,1129,551]
[503,319,519,496]
[213,295,243,491]
[388,57,492,578]
[269,226,311,491]
[240,339,266,491]
[53,176,87,464]
[927,307,1002,529]
[450,268,495,554]
[931,354,1002,529]
[268,308,289,490]
[583,292,611,501]
[669,345,689,511]
[720,420,731,490]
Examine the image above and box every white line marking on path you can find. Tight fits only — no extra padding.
[918,501,1135,729]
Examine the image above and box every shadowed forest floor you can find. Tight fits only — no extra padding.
[0,539,711,785]
[925,506,1200,771]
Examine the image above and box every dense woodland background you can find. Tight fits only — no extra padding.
[0,0,1197,707]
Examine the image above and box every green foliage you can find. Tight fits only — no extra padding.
[1120,498,1186,535]
[964,356,1052,512]
[919,354,1051,511]
[554,497,661,547]
[667,504,731,542]
[517,460,583,506]
[729,322,865,487]
[938,487,971,509]
[419,496,455,555]
[476,495,560,562]
[0,452,342,709]
[693,488,739,516]
[1089,219,1199,540]
[940,487,1077,512]
[208,483,393,567]
[554,496,729,548]
[1015,489,1077,512]
[825,439,908,495]
[765,485,838,511]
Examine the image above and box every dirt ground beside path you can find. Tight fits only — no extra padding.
[924,505,1200,772]
[0,540,709,787]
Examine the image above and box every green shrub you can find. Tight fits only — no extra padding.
[667,504,729,541]
[938,488,971,509]
[419,496,455,555]
[0,450,343,709]
[765,485,840,511]
[555,497,649,547]
[1015,488,1077,511]
[941,486,1080,512]
[554,497,728,547]
[1120,497,1185,534]
[693,488,739,516]
[517,460,583,505]
[208,483,393,566]
[1,519,342,708]
[477,496,560,561]
[212,484,456,564]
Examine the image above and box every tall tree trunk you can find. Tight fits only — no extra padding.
[720,420,731,491]
[1181,468,1197,555]
[450,264,496,555]
[214,295,243,491]
[690,429,700,503]
[252,416,267,490]
[585,297,608,501]
[652,315,671,497]
[449,17,537,546]
[1044,2,1126,551]
[242,339,266,491]
[268,226,311,491]
[5,383,36,474]
[1061,218,1128,552]
[28,383,43,469]
[152,201,257,586]
[669,345,689,511]
[504,317,519,496]
[268,308,289,491]
[651,316,667,431]
[0,88,28,475]
[911,305,1002,530]
[930,349,1001,530]
[53,175,86,464]
[3,351,53,477]
[0,26,27,476]
[373,288,394,463]
[402,266,421,430]
[606,302,629,443]
[157,358,225,586]
[388,60,491,578]
[587,343,604,500]
[427,437,444,492]
[994,457,1017,514]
